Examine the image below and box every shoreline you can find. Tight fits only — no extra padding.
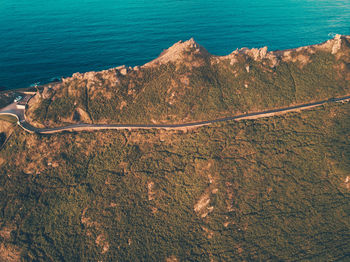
[2,35,348,94]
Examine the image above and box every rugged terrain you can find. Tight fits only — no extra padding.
[26,35,350,127]
[1,101,350,261]
[0,37,350,261]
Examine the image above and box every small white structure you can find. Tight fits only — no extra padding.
[14,96,22,103]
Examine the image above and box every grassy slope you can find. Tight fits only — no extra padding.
[1,102,349,261]
[0,115,18,124]
[27,37,350,127]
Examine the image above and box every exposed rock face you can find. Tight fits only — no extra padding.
[64,68,119,83]
[41,87,53,99]
[223,45,279,68]
[75,108,92,123]
[143,38,210,67]
[242,46,268,60]
[332,34,343,54]
[194,193,211,217]
[58,34,347,85]
[166,256,179,262]
[220,35,348,68]
[60,67,123,101]
[314,34,348,54]
[25,34,350,128]
[147,181,156,201]
[120,67,128,76]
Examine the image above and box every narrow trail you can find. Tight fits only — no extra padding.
[0,95,349,135]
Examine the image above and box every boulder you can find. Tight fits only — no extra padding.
[120,68,128,76]
[332,34,342,54]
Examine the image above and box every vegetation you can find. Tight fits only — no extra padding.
[26,36,350,127]
[0,91,17,108]
[0,101,349,261]
[0,132,5,146]
[0,115,18,124]
[0,117,17,149]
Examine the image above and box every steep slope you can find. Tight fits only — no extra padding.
[26,35,350,127]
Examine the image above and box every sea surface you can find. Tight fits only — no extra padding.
[0,0,350,90]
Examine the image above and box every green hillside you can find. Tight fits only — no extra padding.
[1,101,349,261]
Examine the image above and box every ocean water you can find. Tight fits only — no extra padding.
[0,0,349,90]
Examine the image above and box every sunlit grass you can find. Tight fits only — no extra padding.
[0,114,18,124]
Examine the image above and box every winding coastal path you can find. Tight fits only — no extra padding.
[0,95,350,134]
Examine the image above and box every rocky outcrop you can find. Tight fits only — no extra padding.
[60,64,139,89]
[23,34,350,128]
[222,45,279,68]
[63,68,119,84]
[220,34,349,68]
[242,46,268,60]
[143,38,210,67]
[57,35,348,83]
[314,34,348,54]
[332,34,343,54]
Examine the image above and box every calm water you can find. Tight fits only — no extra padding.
[0,0,349,90]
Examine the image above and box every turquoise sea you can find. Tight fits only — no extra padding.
[0,0,349,90]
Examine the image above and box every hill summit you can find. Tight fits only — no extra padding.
[0,36,350,262]
[144,38,210,67]
[26,35,350,128]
